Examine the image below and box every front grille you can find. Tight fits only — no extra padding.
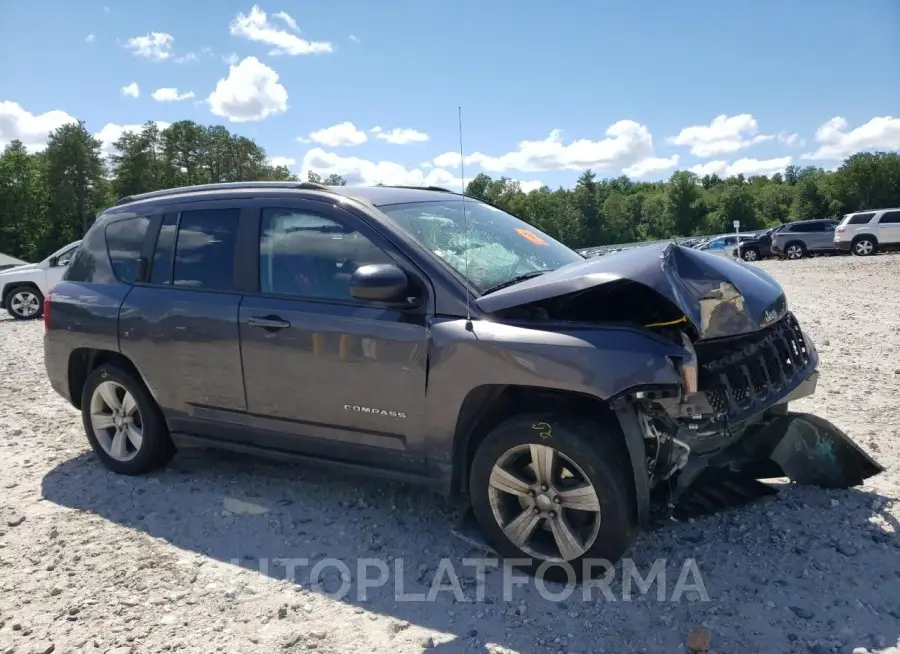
[694,312,816,423]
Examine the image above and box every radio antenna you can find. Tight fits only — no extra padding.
[458,106,473,330]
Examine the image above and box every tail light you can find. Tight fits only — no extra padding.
[836,226,846,233]
[43,292,51,332]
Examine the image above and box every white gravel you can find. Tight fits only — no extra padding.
[1,254,899,654]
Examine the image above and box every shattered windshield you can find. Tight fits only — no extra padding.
[378,199,584,293]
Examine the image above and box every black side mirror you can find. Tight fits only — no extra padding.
[350,263,414,305]
[48,256,59,267]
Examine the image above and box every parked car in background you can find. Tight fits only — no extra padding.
[833,208,900,256]
[695,233,756,257]
[770,219,839,260]
[730,225,785,262]
[0,252,29,271]
[0,240,81,319]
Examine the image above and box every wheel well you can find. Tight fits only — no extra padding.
[851,233,878,244]
[1,281,41,305]
[451,385,627,495]
[785,239,806,250]
[67,348,141,410]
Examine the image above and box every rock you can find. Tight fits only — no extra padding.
[790,606,815,620]
[34,644,55,654]
[421,636,435,649]
[389,620,410,633]
[686,628,710,653]
[282,634,301,649]
[7,515,25,527]
[277,607,287,619]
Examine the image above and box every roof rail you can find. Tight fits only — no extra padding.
[112,181,330,207]
[379,185,459,194]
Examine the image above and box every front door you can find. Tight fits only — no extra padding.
[237,200,430,475]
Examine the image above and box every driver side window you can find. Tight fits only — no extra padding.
[259,207,393,302]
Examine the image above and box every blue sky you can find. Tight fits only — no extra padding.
[1,0,899,190]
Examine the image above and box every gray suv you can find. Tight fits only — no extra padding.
[43,182,881,579]
[770,219,840,260]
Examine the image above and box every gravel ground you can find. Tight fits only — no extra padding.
[1,254,899,654]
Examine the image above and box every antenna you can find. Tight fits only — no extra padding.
[458,106,473,330]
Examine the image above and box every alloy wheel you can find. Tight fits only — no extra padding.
[786,245,803,259]
[854,240,874,256]
[743,249,758,261]
[9,291,40,318]
[488,443,602,562]
[89,381,143,462]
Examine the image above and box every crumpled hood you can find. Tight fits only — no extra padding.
[475,242,788,340]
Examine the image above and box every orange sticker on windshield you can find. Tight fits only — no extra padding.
[515,228,548,246]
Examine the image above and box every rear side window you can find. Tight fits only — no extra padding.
[172,208,240,291]
[878,210,900,224]
[848,212,875,225]
[106,216,151,282]
[150,213,178,284]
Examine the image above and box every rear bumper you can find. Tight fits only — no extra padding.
[44,334,73,406]
[834,240,852,253]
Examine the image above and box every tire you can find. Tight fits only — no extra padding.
[80,364,174,475]
[741,247,759,262]
[4,286,43,320]
[784,242,806,260]
[468,413,637,582]
[851,236,877,257]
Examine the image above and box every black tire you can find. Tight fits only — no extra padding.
[4,286,43,320]
[741,247,760,262]
[851,236,877,257]
[468,413,637,582]
[80,364,174,474]
[784,241,806,260]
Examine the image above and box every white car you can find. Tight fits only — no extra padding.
[0,240,81,320]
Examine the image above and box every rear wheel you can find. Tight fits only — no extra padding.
[468,413,637,581]
[784,242,806,260]
[4,286,43,320]
[81,364,174,474]
[852,236,877,256]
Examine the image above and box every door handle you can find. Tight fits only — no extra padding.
[248,315,291,330]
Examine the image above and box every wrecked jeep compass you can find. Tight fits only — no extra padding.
[44,182,883,579]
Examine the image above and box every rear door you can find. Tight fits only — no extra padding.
[119,200,249,441]
[235,199,431,475]
[875,210,900,245]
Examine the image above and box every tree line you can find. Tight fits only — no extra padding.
[1,118,899,261]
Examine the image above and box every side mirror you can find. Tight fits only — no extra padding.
[350,263,414,305]
[48,256,59,267]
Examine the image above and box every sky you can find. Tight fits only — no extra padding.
[1,0,899,191]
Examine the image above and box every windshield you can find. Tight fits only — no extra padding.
[378,199,584,293]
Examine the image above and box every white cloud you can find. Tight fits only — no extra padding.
[300,148,542,192]
[230,5,332,56]
[456,122,655,174]
[272,11,299,32]
[688,156,792,178]
[223,52,240,65]
[349,34,360,44]
[207,56,288,123]
[174,52,199,64]
[307,122,367,147]
[120,82,140,98]
[370,126,430,145]
[269,156,296,168]
[777,131,803,147]
[801,116,900,160]
[0,101,78,151]
[152,87,195,102]
[623,155,680,178]
[668,114,773,158]
[95,121,171,157]
[124,32,175,61]
[85,33,95,43]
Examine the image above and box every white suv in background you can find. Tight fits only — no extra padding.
[834,208,900,256]
[0,240,81,320]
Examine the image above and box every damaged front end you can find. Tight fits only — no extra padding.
[478,242,885,522]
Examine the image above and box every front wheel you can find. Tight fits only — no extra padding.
[4,286,43,320]
[80,364,174,474]
[468,414,637,581]
[741,247,759,262]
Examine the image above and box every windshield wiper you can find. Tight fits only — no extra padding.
[480,270,550,295]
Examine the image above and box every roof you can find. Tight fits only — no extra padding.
[110,182,465,210]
